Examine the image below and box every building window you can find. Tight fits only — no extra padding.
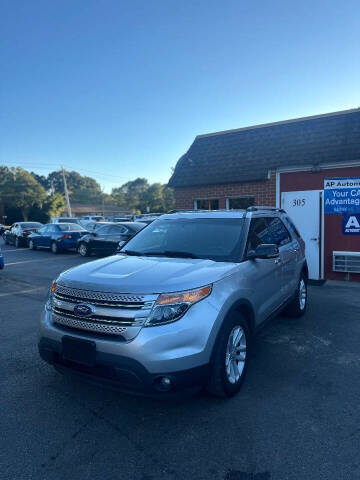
[226,196,254,210]
[194,199,219,210]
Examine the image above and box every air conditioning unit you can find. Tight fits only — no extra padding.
[333,251,360,273]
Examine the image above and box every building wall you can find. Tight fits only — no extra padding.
[175,170,276,209]
[280,165,360,281]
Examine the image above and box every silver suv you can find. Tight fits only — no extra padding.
[39,208,308,397]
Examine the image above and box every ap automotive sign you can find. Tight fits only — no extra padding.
[324,178,360,214]
[342,214,360,235]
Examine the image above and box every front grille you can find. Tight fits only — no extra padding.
[54,285,146,307]
[52,284,155,337]
[53,314,127,336]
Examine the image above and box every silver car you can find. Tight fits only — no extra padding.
[39,208,308,397]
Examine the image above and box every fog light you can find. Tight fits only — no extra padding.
[154,376,173,392]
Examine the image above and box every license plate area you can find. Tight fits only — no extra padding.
[62,336,96,366]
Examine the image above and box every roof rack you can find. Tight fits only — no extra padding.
[167,209,247,214]
[246,206,286,213]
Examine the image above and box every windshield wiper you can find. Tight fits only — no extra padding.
[121,249,143,256]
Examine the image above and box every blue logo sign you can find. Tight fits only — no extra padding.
[73,304,96,317]
[342,214,360,235]
[324,178,360,214]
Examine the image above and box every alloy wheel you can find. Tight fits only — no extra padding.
[225,326,247,384]
[299,279,307,310]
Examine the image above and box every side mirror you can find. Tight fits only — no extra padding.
[247,244,279,260]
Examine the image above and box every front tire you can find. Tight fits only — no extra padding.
[29,239,37,250]
[51,241,59,254]
[207,313,249,398]
[284,274,308,317]
[78,242,90,257]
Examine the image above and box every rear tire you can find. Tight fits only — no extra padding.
[51,241,59,254]
[78,242,90,257]
[207,313,249,398]
[284,273,307,317]
[29,239,36,250]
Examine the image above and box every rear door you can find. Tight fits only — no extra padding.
[245,217,284,322]
[90,225,111,253]
[107,225,127,252]
[44,225,56,247]
[35,226,48,246]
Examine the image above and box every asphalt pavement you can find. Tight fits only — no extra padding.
[1,239,360,480]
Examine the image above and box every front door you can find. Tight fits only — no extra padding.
[281,190,322,280]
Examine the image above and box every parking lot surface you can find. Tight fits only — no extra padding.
[1,239,360,480]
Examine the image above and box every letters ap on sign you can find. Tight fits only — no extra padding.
[342,214,360,235]
[324,177,360,214]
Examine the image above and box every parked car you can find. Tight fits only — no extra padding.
[77,222,146,257]
[106,216,132,222]
[3,222,43,247]
[0,246,4,270]
[39,208,308,397]
[51,217,81,224]
[79,215,106,229]
[28,223,88,253]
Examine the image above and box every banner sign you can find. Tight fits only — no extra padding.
[342,214,360,235]
[324,178,360,214]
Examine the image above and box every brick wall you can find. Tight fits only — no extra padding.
[174,171,277,209]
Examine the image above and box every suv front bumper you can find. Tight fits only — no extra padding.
[39,297,220,394]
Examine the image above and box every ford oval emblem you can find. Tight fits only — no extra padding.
[73,303,96,317]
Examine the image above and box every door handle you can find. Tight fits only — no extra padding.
[310,237,319,241]
[274,258,282,264]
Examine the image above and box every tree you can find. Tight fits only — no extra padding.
[0,167,46,220]
[47,170,102,203]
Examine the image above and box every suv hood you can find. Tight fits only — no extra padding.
[58,254,238,294]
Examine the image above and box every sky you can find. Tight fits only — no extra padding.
[1,0,359,192]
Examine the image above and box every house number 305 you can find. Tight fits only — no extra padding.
[292,198,306,206]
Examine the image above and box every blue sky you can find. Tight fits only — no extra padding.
[1,0,359,192]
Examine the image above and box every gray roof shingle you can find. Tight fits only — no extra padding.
[168,109,360,188]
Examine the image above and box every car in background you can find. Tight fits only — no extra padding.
[51,217,81,224]
[77,222,146,257]
[28,223,88,254]
[3,222,43,247]
[132,214,162,225]
[107,216,132,222]
[0,246,4,270]
[79,215,105,229]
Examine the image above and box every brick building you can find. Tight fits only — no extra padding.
[168,109,360,281]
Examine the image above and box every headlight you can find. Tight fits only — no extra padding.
[45,281,57,312]
[145,285,212,326]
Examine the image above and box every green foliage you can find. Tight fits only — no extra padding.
[111,178,175,213]
[0,166,175,223]
[0,166,46,220]
[45,170,103,203]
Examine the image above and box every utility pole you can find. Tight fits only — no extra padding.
[61,167,72,217]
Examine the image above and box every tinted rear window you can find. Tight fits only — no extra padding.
[57,224,85,231]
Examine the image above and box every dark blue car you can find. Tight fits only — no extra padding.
[0,246,4,270]
[28,223,88,254]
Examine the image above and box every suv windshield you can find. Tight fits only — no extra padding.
[121,218,245,262]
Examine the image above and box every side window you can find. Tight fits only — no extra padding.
[47,225,56,233]
[111,226,127,234]
[283,216,301,239]
[97,226,110,235]
[38,226,47,234]
[266,217,291,246]
[246,218,273,253]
